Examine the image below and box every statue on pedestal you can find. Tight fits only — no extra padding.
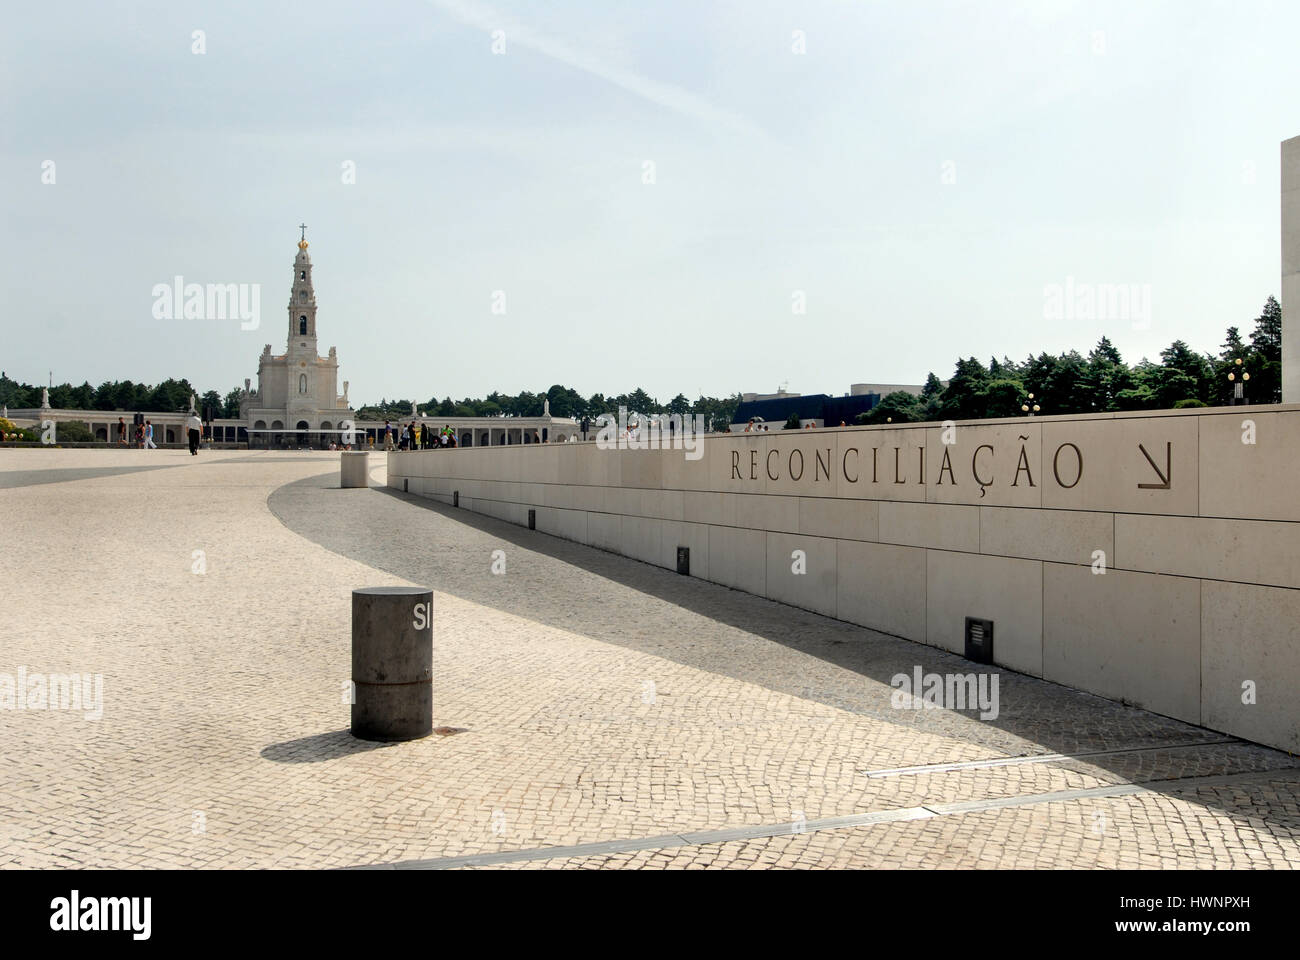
[41,387,50,408]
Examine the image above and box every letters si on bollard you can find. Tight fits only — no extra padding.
[351,586,433,741]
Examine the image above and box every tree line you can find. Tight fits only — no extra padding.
[860,296,1282,425]
[356,387,744,433]
[0,375,238,420]
[4,295,1281,430]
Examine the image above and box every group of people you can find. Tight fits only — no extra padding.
[111,414,204,453]
[384,420,458,452]
[743,418,850,432]
[116,415,159,449]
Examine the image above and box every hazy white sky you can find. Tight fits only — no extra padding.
[2,0,1297,403]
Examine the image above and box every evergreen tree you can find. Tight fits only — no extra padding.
[1248,296,1282,403]
[938,358,989,420]
[1083,337,1130,412]
[1043,350,1088,414]
[981,379,1025,419]
[1158,340,1213,405]
[862,391,922,424]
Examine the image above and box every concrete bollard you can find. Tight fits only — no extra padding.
[340,450,369,488]
[351,586,433,741]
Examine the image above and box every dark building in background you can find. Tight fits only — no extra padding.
[730,383,926,430]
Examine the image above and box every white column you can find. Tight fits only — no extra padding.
[1284,135,1300,402]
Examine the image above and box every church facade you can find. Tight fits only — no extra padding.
[239,230,353,445]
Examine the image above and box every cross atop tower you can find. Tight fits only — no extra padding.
[299,223,308,242]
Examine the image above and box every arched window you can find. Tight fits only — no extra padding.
[299,374,307,394]
[299,291,307,302]
[299,315,307,335]
[299,270,305,280]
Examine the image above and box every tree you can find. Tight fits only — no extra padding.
[1083,337,1131,412]
[1020,352,1058,401]
[1211,327,1249,406]
[223,388,243,419]
[1043,350,1088,414]
[1091,336,1123,365]
[55,420,93,442]
[1248,296,1282,403]
[981,379,1026,419]
[147,378,194,412]
[93,381,117,410]
[1158,340,1213,405]
[544,383,584,418]
[69,381,94,409]
[624,388,655,416]
[938,358,989,420]
[0,373,33,408]
[917,372,944,420]
[1148,365,1198,410]
[1115,359,1160,410]
[692,394,740,432]
[863,391,923,424]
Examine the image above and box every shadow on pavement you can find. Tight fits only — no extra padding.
[267,473,1300,818]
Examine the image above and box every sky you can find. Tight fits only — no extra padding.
[2,0,1298,405]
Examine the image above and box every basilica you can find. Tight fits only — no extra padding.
[230,231,577,449]
[12,230,577,448]
[238,228,353,445]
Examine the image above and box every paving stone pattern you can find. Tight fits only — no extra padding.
[2,448,1297,869]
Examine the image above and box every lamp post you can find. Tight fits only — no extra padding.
[1021,392,1041,417]
[1227,358,1250,405]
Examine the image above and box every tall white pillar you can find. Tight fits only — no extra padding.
[1283,135,1300,402]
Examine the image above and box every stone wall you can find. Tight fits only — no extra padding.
[389,405,1300,752]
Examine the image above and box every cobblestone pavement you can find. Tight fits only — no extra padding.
[2,448,1299,869]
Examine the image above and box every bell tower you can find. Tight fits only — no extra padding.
[288,223,318,348]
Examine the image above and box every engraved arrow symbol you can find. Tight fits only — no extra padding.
[1137,442,1171,489]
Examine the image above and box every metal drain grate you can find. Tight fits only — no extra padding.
[964,616,994,664]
